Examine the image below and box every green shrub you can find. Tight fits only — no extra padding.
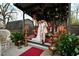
[10,32,23,44]
[55,33,79,56]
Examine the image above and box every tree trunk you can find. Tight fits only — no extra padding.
[3,15,6,28]
[76,9,78,20]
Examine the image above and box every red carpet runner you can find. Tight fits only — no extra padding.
[19,47,44,56]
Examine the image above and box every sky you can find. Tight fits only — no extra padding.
[71,3,79,19]
[9,3,33,22]
[0,3,33,23]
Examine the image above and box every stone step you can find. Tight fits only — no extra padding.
[28,41,49,50]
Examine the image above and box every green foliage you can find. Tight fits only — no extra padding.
[55,33,79,56]
[10,32,23,43]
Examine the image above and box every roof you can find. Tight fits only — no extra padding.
[14,3,70,21]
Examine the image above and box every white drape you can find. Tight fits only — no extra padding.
[32,21,48,43]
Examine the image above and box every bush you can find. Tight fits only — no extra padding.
[55,33,79,56]
[10,32,23,45]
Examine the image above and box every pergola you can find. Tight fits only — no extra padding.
[14,3,71,33]
[13,3,72,46]
[14,3,70,31]
[14,3,70,21]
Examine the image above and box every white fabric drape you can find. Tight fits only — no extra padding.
[32,21,48,43]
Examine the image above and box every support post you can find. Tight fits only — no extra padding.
[23,12,25,34]
[23,12,28,46]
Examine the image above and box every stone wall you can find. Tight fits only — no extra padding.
[6,20,34,35]
[6,20,23,32]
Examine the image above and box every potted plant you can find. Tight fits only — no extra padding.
[55,33,79,56]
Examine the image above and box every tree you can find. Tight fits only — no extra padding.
[76,4,79,20]
[70,3,79,25]
[0,3,17,28]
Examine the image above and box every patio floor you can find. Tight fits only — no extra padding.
[2,42,52,56]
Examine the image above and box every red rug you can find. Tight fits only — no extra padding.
[19,47,44,56]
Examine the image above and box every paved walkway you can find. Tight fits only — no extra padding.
[2,43,52,56]
[2,44,32,56]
